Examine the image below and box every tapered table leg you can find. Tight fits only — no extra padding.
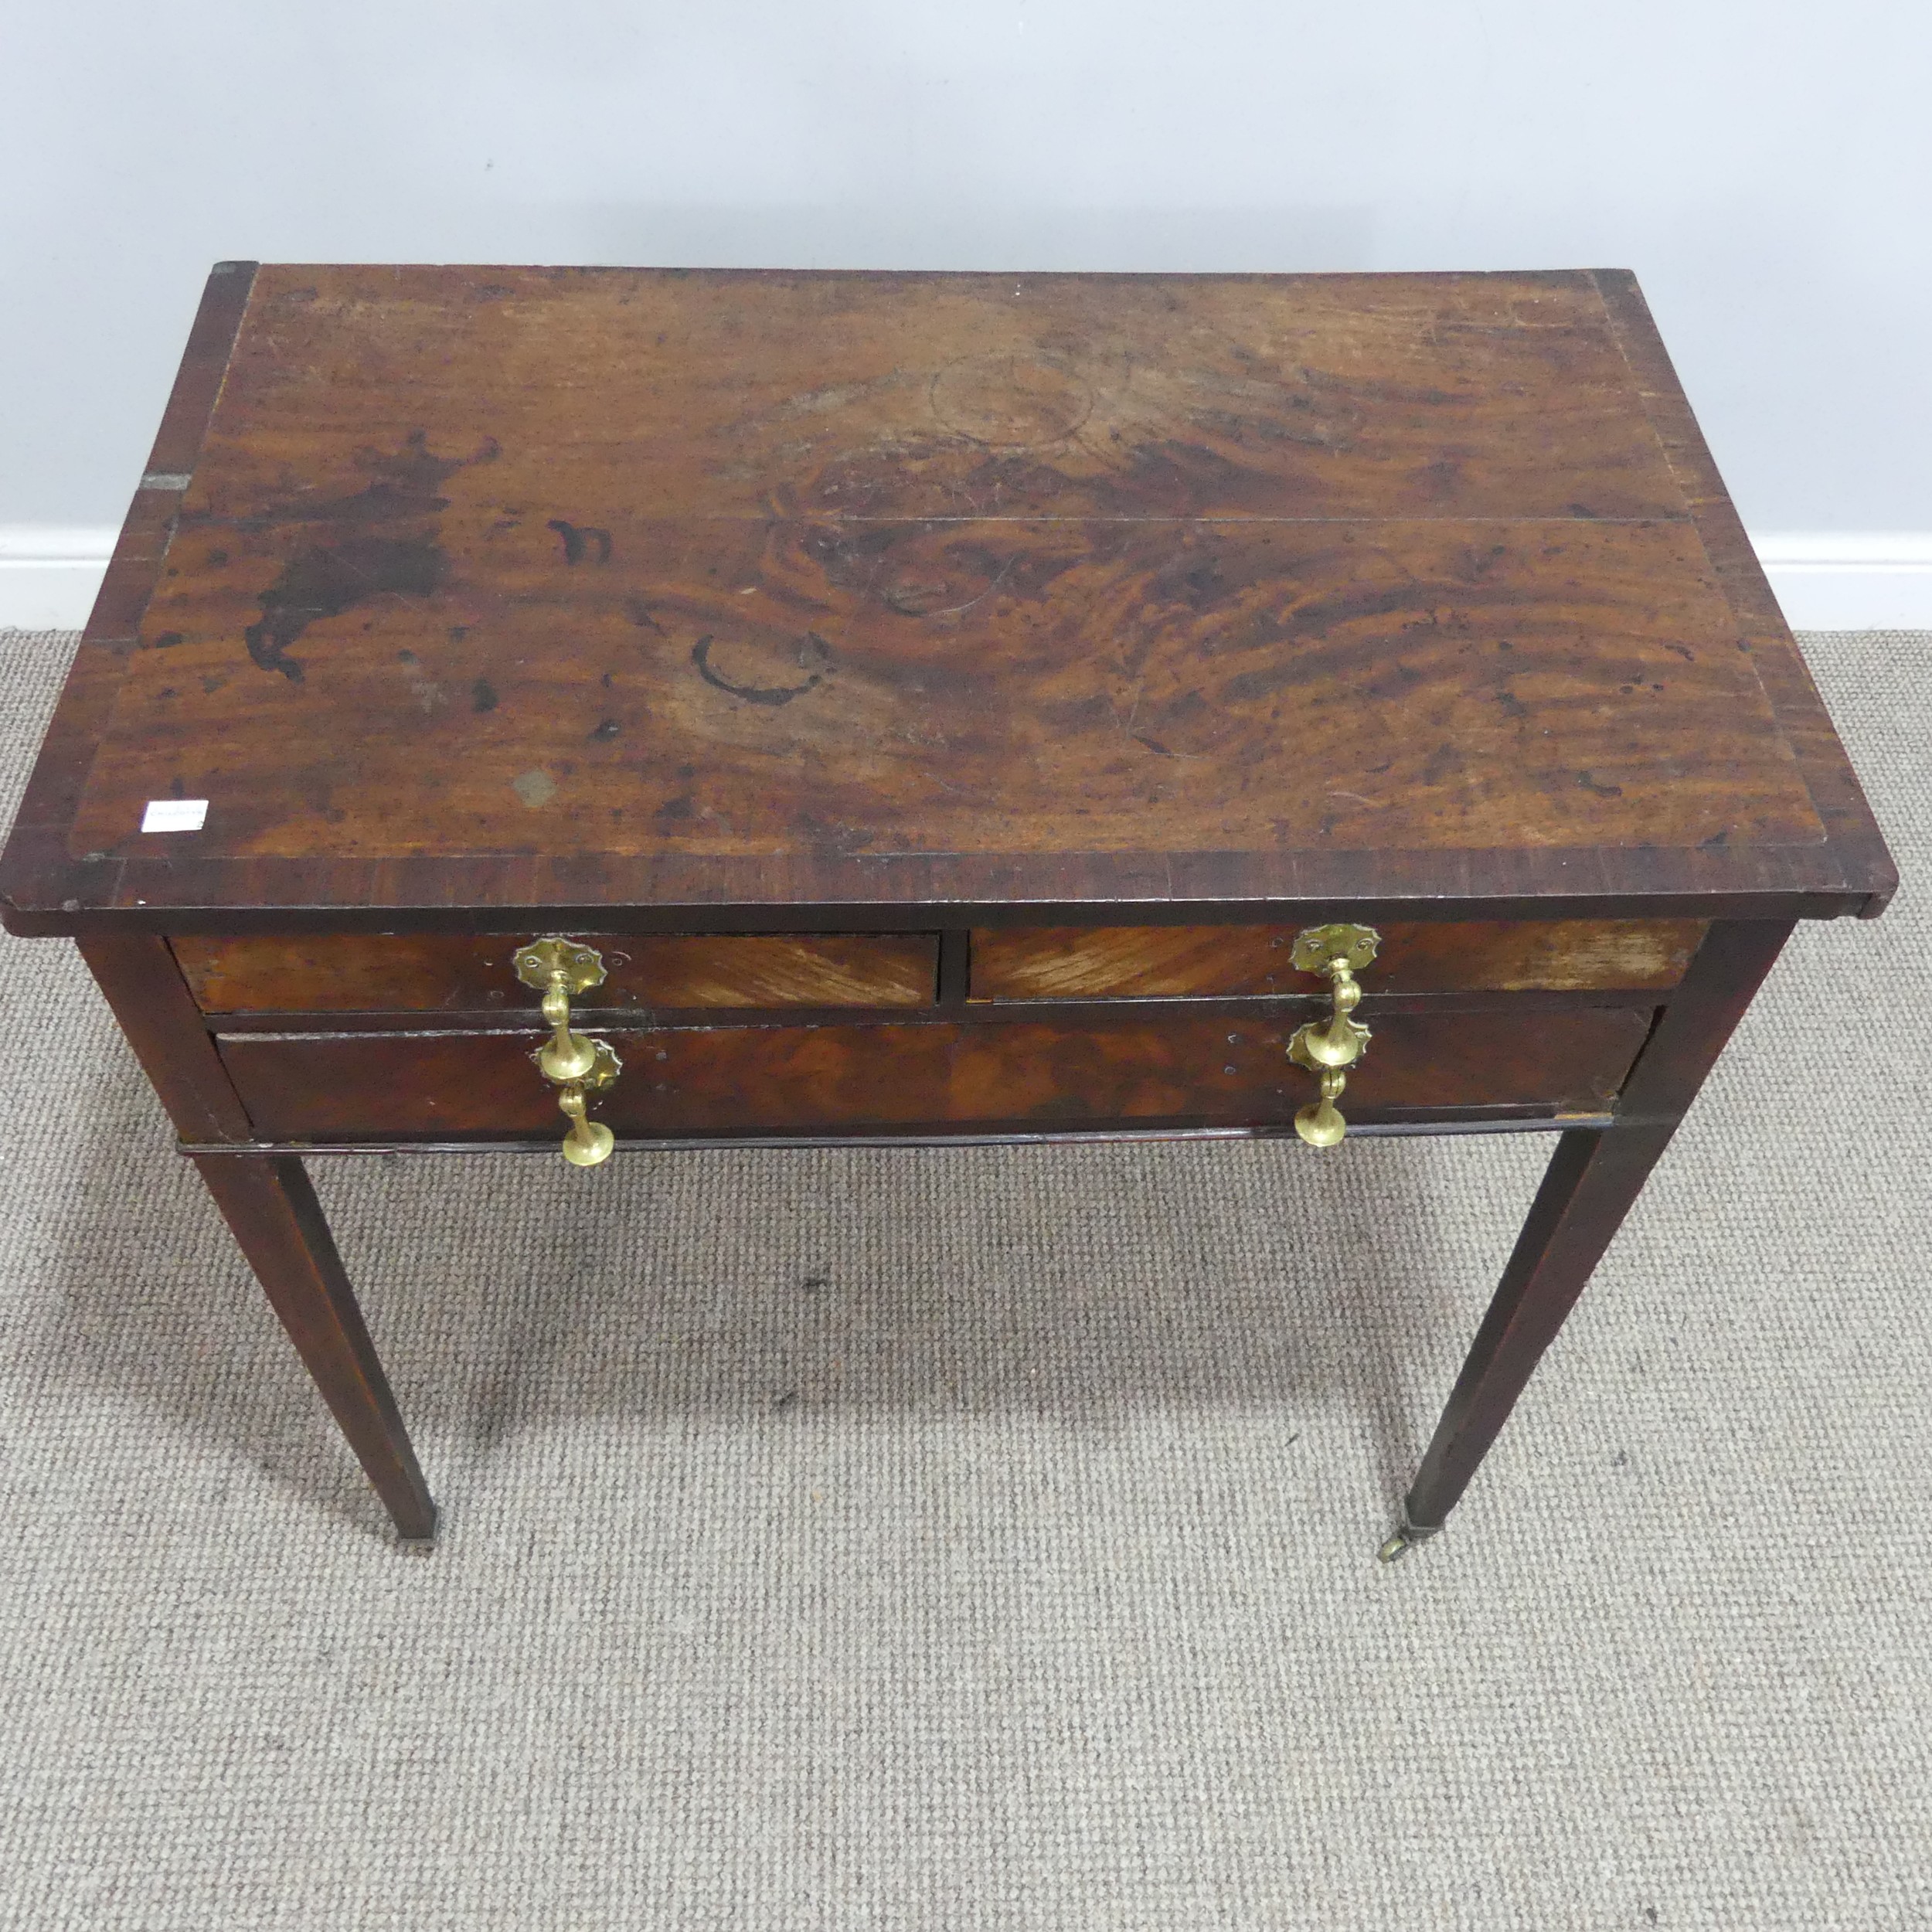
[1384,1123,1665,1556]
[194,1153,438,1543]
[1381,918,1797,1560]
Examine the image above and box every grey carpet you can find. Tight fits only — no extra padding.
[0,627,1925,1930]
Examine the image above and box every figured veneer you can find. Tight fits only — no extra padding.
[172,930,938,1013]
[969,920,1706,1001]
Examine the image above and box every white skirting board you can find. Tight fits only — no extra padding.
[1749,534,1932,631]
[3,524,1930,634]
[0,528,121,631]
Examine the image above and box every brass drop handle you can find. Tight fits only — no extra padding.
[555,1076,618,1168]
[1287,923,1380,1147]
[512,937,622,1167]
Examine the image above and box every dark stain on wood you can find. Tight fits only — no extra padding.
[547,519,612,565]
[231,432,500,685]
[243,535,445,683]
[223,427,492,534]
[691,631,834,708]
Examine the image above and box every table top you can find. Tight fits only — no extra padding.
[0,264,1893,934]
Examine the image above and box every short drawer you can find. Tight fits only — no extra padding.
[172,931,940,1013]
[217,1007,1651,1141]
[969,920,1706,1002]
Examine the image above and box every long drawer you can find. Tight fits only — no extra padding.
[970,920,1705,1001]
[216,1008,1652,1141]
[172,931,940,1013]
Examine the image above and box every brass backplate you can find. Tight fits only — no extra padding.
[534,1036,623,1090]
[1287,1018,1369,1073]
[512,936,608,997]
[578,1037,622,1090]
[1289,922,1381,975]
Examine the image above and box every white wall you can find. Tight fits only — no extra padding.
[5,0,1930,623]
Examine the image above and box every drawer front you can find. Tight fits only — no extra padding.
[219,1008,1651,1141]
[173,931,939,1013]
[970,920,1706,1002]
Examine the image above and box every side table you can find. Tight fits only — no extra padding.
[0,264,1894,1556]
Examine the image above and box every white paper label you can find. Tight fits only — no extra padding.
[141,798,209,833]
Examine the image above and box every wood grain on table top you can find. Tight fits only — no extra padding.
[1,265,1893,927]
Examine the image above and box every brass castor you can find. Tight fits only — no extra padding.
[1376,1513,1441,1564]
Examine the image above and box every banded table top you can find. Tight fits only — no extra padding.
[0,264,1893,933]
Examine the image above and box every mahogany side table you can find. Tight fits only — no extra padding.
[0,264,1894,1556]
